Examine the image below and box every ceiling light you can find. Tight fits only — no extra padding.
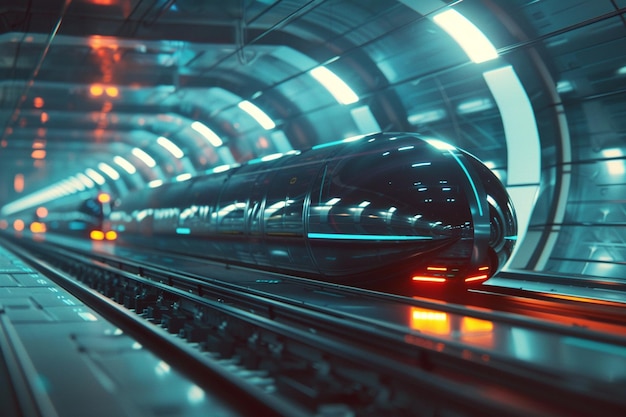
[238,100,276,130]
[98,162,120,180]
[457,98,494,114]
[309,66,359,105]
[157,136,184,159]
[131,147,156,168]
[433,9,498,64]
[75,173,95,188]
[191,121,223,147]
[85,168,106,185]
[113,156,137,174]
[602,148,625,175]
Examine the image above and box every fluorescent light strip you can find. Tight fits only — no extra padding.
[98,162,120,180]
[309,66,359,105]
[448,151,483,216]
[433,9,498,64]
[132,147,156,168]
[191,121,223,147]
[308,233,432,241]
[113,156,137,174]
[602,148,625,175]
[85,168,106,185]
[238,100,276,130]
[75,173,95,188]
[157,136,184,159]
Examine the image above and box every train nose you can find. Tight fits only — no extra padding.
[486,193,517,271]
[464,151,517,274]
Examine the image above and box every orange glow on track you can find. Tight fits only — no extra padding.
[410,307,450,334]
[461,316,494,332]
[412,276,447,283]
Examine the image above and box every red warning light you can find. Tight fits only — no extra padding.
[412,276,446,283]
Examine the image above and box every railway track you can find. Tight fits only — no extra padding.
[3,235,626,417]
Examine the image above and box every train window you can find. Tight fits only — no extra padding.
[215,173,257,234]
[263,165,320,237]
[309,149,472,238]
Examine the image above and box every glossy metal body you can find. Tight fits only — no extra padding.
[109,132,517,287]
[35,193,116,240]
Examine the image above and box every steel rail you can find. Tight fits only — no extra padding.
[4,236,626,416]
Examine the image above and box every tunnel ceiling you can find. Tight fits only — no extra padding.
[1,0,626,280]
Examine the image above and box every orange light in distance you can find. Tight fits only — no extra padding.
[33,139,46,149]
[90,230,105,240]
[36,206,49,218]
[105,230,118,241]
[105,86,119,97]
[30,222,47,233]
[0,219,8,230]
[90,85,104,96]
[14,174,24,193]
[13,219,25,232]
[97,193,111,204]
[33,97,44,108]
[31,149,46,159]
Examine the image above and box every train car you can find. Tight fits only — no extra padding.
[109,132,517,290]
[33,192,118,241]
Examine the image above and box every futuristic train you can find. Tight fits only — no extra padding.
[106,132,517,289]
[4,192,117,241]
[0,132,516,289]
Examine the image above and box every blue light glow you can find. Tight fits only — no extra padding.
[448,152,483,216]
[308,233,432,241]
[176,227,191,235]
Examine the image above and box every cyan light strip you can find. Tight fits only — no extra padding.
[308,233,432,241]
[448,151,483,216]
